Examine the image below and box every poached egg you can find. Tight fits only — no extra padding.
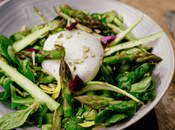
[42,30,104,82]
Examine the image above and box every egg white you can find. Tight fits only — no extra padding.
[42,30,104,82]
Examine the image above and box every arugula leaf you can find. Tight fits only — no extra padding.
[0,101,39,129]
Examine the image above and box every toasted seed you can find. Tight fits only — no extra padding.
[56,59,61,63]
[104,48,110,52]
[21,26,26,32]
[16,88,25,97]
[94,29,101,34]
[83,45,89,52]
[68,61,73,66]
[57,33,63,39]
[66,34,73,39]
[73,65,77,71]
[73,58,82,64]
[82,53,88,59]
[90,51,95,57]
[54,40,63,46]
[21,26,30,33]
[41,69,49,75]
[102,14,107,18]
[98,14,102,20]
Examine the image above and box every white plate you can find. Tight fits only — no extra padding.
[0,0,174,129]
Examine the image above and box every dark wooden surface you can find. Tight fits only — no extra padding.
[117,0,175,130]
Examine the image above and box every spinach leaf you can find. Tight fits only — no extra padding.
[0,78,13,100]
[64,116,84,130]
[10,89,34,109]
[0,101,39,129]
[33,103,48,127]
[130,76,152,92]
[18,59,35,83]
[94,109,112,125]
[132,63,155,83]
[0,75,6,85]
[9,32,24,42]
[7,45,21,65]
[129,92,156,101]
[0,35,12,64]
[100,91,114,98]
[108,101,136,116]
[146,81,155,91]
[116,72,135,92]
[0,35,35,83]
[115,72,135,98]
[115,63,155,96]
[102,113,128,127]
[39,75,56,84]
[100,62,115,85]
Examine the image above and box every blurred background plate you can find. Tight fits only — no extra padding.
[0,0,174,129]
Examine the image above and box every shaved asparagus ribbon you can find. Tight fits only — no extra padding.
[75,81,144,104]
[104,30,164,56]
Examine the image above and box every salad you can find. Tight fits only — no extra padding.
[0,4,163,130]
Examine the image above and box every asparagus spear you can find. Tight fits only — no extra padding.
[54,7,92,33]
[103,10,135,39]
[13,19,64,52]
[15,46,65,63]
[103,51,162,65]
[59,4,107,30]
[52,100,63,130]
[114,16,136,39]
[107,23,134,41]
[74,95,115,109]
[108,15,143,46]
[104,30,164,56]
[59,58,74,117]
[81,92,98,121]
[0,58,59,111]
[106,16,147,52]
[34,6,47,24]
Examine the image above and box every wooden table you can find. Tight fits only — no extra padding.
[117,0,175,129]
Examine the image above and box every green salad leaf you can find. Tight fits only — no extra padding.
[0,101,39,129]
